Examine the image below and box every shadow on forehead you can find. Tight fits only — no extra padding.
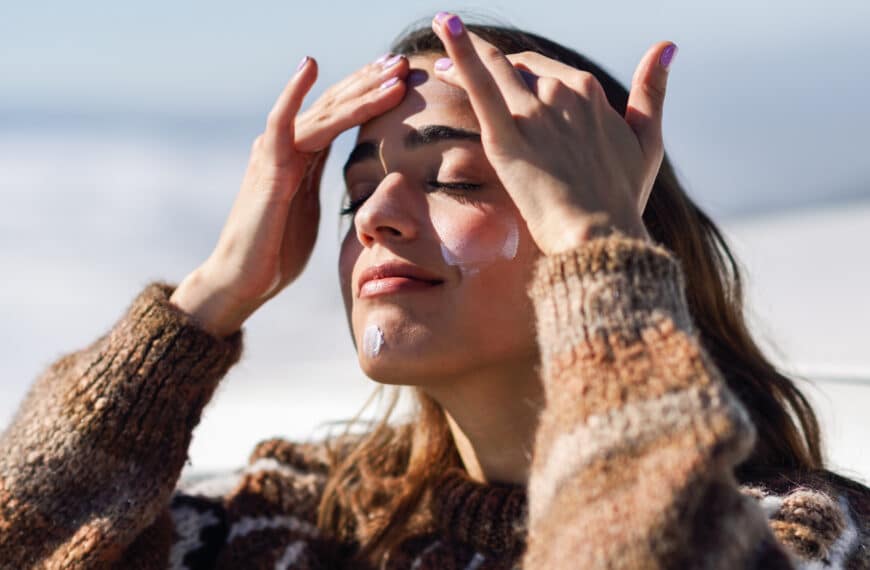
[407,69,429,88]
[400,67,470,114]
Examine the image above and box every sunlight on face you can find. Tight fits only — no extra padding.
[338,55,540,386]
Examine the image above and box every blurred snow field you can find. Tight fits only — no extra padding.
[0,127,867,479]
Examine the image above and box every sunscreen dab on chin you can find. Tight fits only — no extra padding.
[363,324,385,357]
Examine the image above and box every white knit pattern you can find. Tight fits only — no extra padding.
[410,540,443,570]
[794,496,859,570]
[168,504,221,570]
[465,552,486,569]
[274,540,308,570]
[244,457,325,497]
[228,514,318,542]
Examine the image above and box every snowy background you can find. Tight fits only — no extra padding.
[2,1,868,479]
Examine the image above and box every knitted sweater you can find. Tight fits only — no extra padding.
[0,234,867,569]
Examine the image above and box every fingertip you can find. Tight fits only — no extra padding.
[432,11,464,38]
[379,76,402,90]
[433,57,454,72]
[658,43,678,71]
[298,55,319,78]
[433,11,451,28]
[295,55,317,78]
[385,55,411,80]
[379,54,404,71]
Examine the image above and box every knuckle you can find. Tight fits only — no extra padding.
[517,50,538,61]
[480,44,504,63]
[642,80,667,102]
[536,77,563,101]
[524,100,549,122]
[312,107,332,125]
[252,135,265,151]
[576,72,599,92]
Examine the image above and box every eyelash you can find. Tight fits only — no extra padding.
[339,181,483,217]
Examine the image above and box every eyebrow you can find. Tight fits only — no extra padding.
[343,125,481,177]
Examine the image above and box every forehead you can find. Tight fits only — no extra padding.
[356,54,479,142]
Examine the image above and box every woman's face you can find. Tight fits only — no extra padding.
[338,54,540,385]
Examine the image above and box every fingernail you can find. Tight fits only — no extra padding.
[296,56,310,72]
[434,11,450,23]
[381,54,403,69]
[375,53,391,65]
[446,15,464,36]
[434,57,453,71]
[380,76,400,89]
[659,44,678,70]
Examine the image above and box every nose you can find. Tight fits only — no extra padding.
[354,172,419,248]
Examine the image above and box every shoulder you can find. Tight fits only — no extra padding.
[167,432,369,568]
[740,468,869,568]
[176,431,370,515]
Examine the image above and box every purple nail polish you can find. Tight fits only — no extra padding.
[434,11,450,23]
[659,44,678,69]
[381,54,403,69]
[296,56,309,72]
[434,57,453,71]
[446,15,464,36]
[380,76,400,89]
[375,53,391,65]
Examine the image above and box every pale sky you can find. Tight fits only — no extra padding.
[4,0,870,218]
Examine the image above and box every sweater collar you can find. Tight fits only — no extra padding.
[431,467,528,558]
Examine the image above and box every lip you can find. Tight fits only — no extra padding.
[357,262,444,299]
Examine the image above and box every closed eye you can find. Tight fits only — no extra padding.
[340,191,374,217]
[427,180,483,192]
[339,181,483,217]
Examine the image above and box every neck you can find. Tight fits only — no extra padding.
[423,353,544,486]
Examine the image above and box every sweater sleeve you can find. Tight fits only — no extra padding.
[521,233,795,569]
[0,282,243,569]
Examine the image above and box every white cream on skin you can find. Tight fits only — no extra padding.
[434,214,520,276]
[363,324,385,357]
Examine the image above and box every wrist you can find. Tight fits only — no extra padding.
[169,267,250,338]
[538,212,648,255]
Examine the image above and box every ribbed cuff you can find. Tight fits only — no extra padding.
[529,233,694,377]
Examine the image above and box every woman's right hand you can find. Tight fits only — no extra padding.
[170,54,410,337]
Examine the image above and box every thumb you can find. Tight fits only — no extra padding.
[625,41,677,163]
[263,56,319,158]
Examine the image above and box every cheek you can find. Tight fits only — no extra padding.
[430,203,520,275]
[338,231,361,309]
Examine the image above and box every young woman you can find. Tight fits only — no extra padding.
[1,13,867,570]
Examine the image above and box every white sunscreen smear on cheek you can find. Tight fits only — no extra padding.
[435,215,520,276]
[362,324,384,357]
[501,219,519,259]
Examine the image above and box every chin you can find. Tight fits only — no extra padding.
[356,336,471,387]
[350,309,447,385]
[358,348,438,386]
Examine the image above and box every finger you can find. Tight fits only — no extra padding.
[295,55,410,152]
[263,56,319,157]
[625,41,677,162]
[507,51,605,101]
[299,147,331,201]
[430,13,529,138]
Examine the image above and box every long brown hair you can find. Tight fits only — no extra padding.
[318,22,823,566]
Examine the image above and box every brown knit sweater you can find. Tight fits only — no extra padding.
[1,234,867,569]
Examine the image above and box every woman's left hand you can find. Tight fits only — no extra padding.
[431,13,676,254]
